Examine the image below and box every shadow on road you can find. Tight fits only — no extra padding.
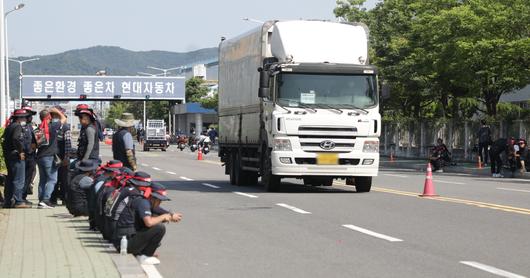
[158,179,359,194]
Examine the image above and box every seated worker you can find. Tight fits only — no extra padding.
[88,160,123,230]
[112,173,182,265]
[99,167,134,240]
[67,160,98,216]
[429,138,450,172]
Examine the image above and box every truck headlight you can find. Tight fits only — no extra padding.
[363,141,379,153]
[274,139,292,151]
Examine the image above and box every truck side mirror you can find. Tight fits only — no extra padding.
[258,68,270,98]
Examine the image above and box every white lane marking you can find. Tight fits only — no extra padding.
[180,176,194,181]
[342,224,403,242]
[152,167,161,171]
[460,261,526,278]
[233,191,258,198]
[276,203,311,214]
[141,264,164,278]
[383,174,408,178]
[202,183,220,189]
[141,163,149,167]
[434,180,465,185]
[166,171,176,175]
[497,187,530,193]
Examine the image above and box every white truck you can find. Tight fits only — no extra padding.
[218,20,381,192]
[144,119,168,152]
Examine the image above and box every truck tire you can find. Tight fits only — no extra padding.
[233,152,257,186]
[355,177,372,192]
[261,148,281,192]
[143,146,149,152]
[229,152,237,185]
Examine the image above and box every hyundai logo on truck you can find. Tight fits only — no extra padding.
[319,140,336,150]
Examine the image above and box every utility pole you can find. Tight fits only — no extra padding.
[0,1,6,124]
[4,3,25,114]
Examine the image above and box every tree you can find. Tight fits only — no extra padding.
[185,77,209,103]
[334,0,530,120]
[200,91,218,110]
[105,101,131,127]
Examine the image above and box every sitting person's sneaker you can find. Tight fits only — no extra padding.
[38,201,53,209]
[14,203,31,209]
[136,255,161,265]
[24,200,33,206]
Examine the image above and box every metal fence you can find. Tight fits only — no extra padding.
[381,119,530,161]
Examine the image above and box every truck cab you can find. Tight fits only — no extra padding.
[144,119,168,152]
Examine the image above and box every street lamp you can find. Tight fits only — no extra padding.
[242,18,265,24]
[9,57,39,106]
[3,3,25,117]
[137,71,165,77]
[146,66,182,77]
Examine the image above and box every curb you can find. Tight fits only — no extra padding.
[381,161,530,180]
[110,253,148,278]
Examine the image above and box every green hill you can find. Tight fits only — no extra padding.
[7,45,218,98]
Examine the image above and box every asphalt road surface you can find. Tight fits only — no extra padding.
[101,145,530,278]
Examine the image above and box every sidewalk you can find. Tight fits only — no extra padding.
[380,156,530,179]
[0,188,147,277]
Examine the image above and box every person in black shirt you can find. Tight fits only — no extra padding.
[2,109,31,208]
[50,106,74,205]
[113,172,182,265]
[36,108,66,209]
[22,106,37,204]
[489,138,513,178]
[477,121,492,166]
[77,109,100,163]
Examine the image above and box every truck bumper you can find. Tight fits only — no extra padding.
[271,151,379,177]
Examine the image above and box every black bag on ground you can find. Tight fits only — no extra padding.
[66,173,89,217]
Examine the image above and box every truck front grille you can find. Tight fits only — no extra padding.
[296,125,357,153]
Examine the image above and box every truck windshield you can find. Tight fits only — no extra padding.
[276,73,377,109]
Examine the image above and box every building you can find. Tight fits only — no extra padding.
[173,102,217,135]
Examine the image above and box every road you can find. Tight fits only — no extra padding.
[101,145,530,278]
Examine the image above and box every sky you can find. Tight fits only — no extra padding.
[5,0,379,57]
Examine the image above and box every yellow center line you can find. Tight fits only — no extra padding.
[334,182,530,216]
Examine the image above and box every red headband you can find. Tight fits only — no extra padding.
[133,176,152,182]
[105,162,123,168]
[137,186,152,198]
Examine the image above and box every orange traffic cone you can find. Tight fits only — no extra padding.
[477,156,483,169]
[420,163,438,197]
[197,147,203,160]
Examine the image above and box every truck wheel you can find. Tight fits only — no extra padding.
[261,148,281,192]
[229,153,237,185]
[233,153,254,186]
[143,146,149,152]
[355,177,372,192]
[162,148,167,152]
